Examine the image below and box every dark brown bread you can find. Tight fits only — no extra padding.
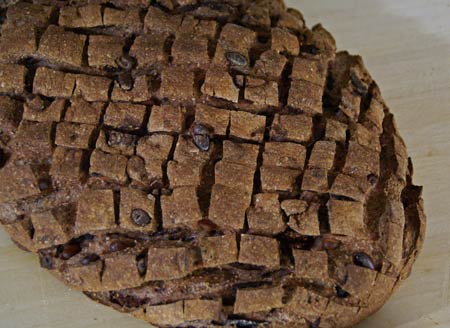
[0,1,425,327]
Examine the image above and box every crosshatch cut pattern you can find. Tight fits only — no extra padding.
[0,1,425,327]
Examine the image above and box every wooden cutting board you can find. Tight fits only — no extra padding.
[1,1,449,327]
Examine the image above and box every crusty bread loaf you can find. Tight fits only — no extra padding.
[0,1,425,327]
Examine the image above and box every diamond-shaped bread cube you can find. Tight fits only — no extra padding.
[328,198,366,237]
[194,104,230,136]
[234,286,284,314]
[200,234,238,268]
[37,25,86,67]
[55,122,96,149]
[184,299,222,322]
[260,166,300,193]
[325,119,347,142]
[104,102,147,132]
[308,141,336,170]
[285,287,328,320]
[351,123,381,152]
[0,96,22,136]
[214,161,255,194]
[340,87,362,121]
[0,64,26,95]
[330,173,371,202]
[270,114,313,143]
[288,80,323,115]
[342,265,377,300]
[209,184,251,230]
[3,3,52,30]
[245,78,279,106]
[161,187,202,229]
[222,141,260,168]
[130,33,168,68]
[213,24,256,67]
[301,168,329,193]
[247,193,286,235]
[281,200,320,236]
[0,26,37,62]
[33,67,76,98]
[172,35,210,66]
[202,68,239,103]
[159,66,195,101]
[146,247,193,281]
[31,206,74,248]
[238,234,280,268]
[50,147,85,179]
[88,35,124,68]
[167,160,204,188]
[143,302,184,327]
[89,149,129,184]
[343,141,380,178]
[103,7,143,33]
[23,98,66,123]
[173,135,213,163]
[64,97,104,125]
[293,250,328,281]
[136,134,174,180]
[148,104,185,133]
[59,5,103,28]
[230,111,266,142]
[180,16,218,39]
[291,57,327,86]
[12,120,54,159]
[111,75,151,103]
[271,28,299,55]
[96,130,136,156]
[254,50,287,80]
[263,142,306,169]
[75,189,116,235]
[0,163,41,203]
[144,7,182,34]
[102,254,143,290]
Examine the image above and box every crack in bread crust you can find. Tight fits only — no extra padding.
[0,1,425,328]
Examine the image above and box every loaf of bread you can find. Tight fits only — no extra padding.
[0,1,425,327]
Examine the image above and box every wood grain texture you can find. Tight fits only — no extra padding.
[1,0,449,327]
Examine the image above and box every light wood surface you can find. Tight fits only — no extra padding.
[1,1,449,327]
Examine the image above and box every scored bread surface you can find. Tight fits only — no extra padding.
[0,1,425,327]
